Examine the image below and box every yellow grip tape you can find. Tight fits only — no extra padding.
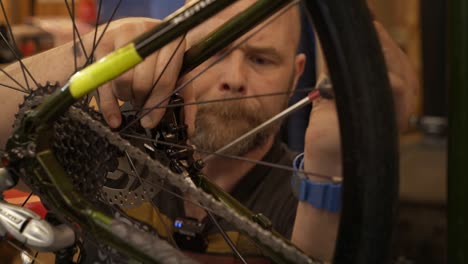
[69,43,143,99]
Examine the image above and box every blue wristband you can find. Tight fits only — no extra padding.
[291,153,342,213]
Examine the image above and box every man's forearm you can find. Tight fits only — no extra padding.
[291,92,342,260]
[291,153,341,260]
[0,41,78,148]
[2,41,78,88]
[292,203,339,261]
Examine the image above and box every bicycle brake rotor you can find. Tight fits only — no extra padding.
[102,95,196,209]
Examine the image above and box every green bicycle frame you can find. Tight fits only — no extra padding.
[7,0,306,263]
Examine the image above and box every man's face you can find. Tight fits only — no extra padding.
[183,0,304,156]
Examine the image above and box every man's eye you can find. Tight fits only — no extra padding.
[250,56,271,65]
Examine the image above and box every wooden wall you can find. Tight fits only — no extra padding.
[35,0,78,17]
[0,0,12,24]
[0,0,77,24]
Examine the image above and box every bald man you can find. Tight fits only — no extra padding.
[114,2,308,261]
[0,0,418,262]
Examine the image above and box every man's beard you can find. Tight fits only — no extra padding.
[189,100,282,157]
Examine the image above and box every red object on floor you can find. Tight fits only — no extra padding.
[3,189,48,219]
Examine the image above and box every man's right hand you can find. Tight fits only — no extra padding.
[85,17,186,129]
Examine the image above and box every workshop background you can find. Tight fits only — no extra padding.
[1,0,447,263]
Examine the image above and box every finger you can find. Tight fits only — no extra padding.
[389,72,409,130]
[98,82,122,128]
[140,38,186,128]
[305,99,341,177]
[132,51,159,108]
[309,99,340,147]
[374,21,419,132]
[373,21,405,77]
[131,21,162,108]
[93,41,122,128]
[112,70,135,101]
[112,27,138,102]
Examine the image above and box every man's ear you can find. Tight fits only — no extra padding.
[291,53,306,96]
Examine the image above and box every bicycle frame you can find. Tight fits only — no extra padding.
[4,0,305,263]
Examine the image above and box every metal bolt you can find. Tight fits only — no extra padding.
[26,143,36,157]
[193,160,205,171]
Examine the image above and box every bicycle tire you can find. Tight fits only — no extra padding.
[305,1,399,263]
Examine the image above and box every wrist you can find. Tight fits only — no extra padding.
[291,153,342,213]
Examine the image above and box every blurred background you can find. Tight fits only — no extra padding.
[1,0,450,263]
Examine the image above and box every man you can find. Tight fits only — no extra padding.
[0,0,418,262]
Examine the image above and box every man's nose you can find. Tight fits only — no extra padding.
[219,52,247,94]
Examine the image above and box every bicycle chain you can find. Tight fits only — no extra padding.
[14,91,319,264]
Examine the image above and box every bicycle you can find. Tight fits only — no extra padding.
[0,0,398,263]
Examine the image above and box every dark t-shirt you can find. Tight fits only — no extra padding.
[228,139,299,238]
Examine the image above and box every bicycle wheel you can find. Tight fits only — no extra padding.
[0,0,398,263]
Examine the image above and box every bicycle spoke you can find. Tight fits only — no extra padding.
[0,33,34,92]
[90,0,103,63]
[207,210,248,264]
[30,251,39,264]
[0,68,28,92]
[65,0,90,66]
[123,151,180,249]
[0,0,37,90]
[6,241,43,264]
[120,133,337,182]
[70,1,77,71]
[145,34,187,104]
[0,82,28,93]
[133,33,187,116]
[203,89,320,162]
[119,0,300,133]
[121,88,311,113]
[20,192,34,207]
[85,0,123,66]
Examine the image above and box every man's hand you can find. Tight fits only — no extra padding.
[85,17,186,128]
[291,92,341,261]
[304,21,420,179]
[374,21,419,132]
[293,21,420,259]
